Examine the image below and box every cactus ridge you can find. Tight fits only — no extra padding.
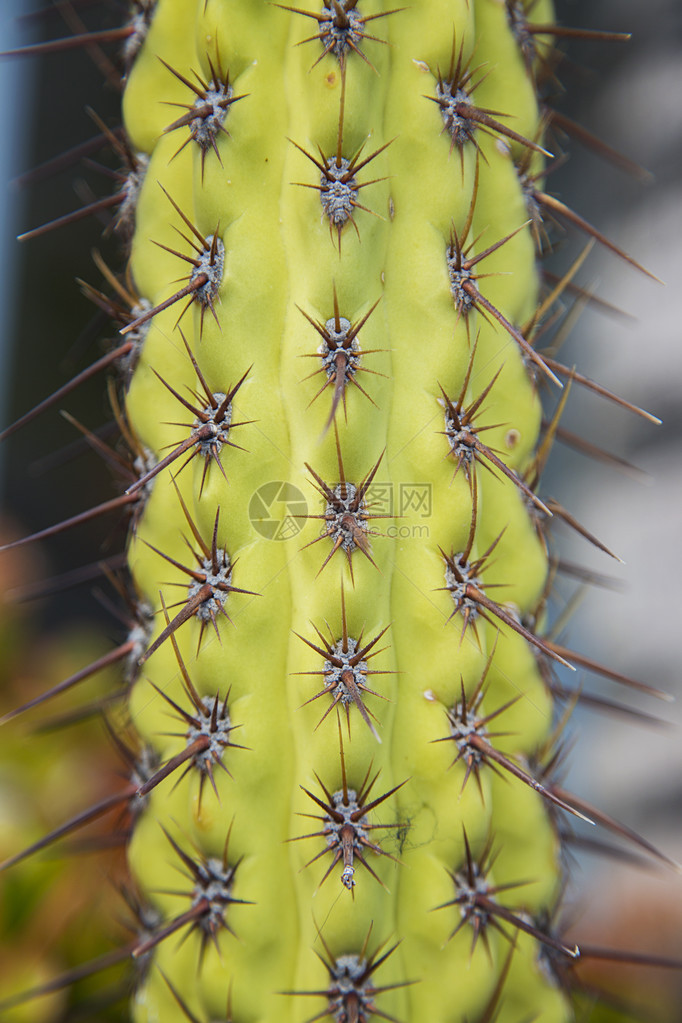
[0,1,678,1022]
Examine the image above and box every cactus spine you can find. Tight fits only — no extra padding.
[1,1,672,1022]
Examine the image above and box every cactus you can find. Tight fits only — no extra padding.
[0,1,678,1022]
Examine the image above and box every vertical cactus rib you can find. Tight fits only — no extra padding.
[1,0,677,1021]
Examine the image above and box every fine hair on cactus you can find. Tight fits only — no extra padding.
[0,1,681,1022]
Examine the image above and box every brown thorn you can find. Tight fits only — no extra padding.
[0,26,134,60]
[0,640,135,725]
[120,277,205,336]
[543,497,622,562]
[0,491,138,553]
[527,23,631,43]
[546,108,653,184]
[0,785,137,872]
[543,641,672,702]
[0,343,132,443]
[537,189,661,282]
[0,945,135,1013]
[540,357,661,426]
[18,190,124,243]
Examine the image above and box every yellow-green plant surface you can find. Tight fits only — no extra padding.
[119,0,569,1020]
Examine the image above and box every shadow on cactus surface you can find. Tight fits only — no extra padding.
[1,0,681,1021]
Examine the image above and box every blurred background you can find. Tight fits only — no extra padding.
[539,3,682,1016]
[0,0,681,1019]
[0,4,149,1020]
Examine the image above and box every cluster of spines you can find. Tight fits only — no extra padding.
[0,1,678,1021]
